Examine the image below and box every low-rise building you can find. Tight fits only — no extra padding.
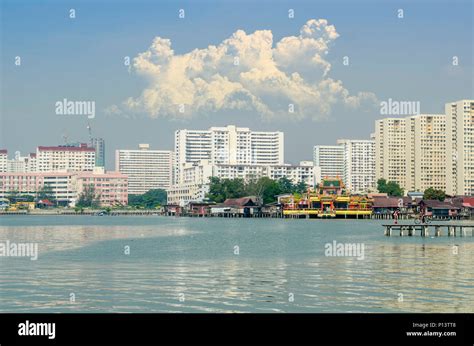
[76,168,128,207]
[0,169,128,207]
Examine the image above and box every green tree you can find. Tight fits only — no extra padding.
[423,187,446,201]
[377,178,403,197]
[207,177,246,203]
[278,177,294,193]
[37,185,56,203]
[247,177,282,204]
[293,181,308,194]
[5,191,35,203]
[76,184,101,208]
[128,189,167,209]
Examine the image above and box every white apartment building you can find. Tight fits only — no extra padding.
[446,100,474,196]
[168,160,316,205]
[405,114,446,192]
[313,145,344,179]
[337,139,376,194]
[0,150,7,172]
[166,183,210,205]
[175,125,284,183]
[375,117,407,189]
[36,144,95,172]
[5,151,37,173]
[115,144,173,195]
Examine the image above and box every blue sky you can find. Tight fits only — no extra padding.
[1,0,472,168]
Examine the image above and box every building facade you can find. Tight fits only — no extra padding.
[168,160,317,205]
[313,145,344,179]
[405,114,446,192]
[5,151,37,173]
[0,169,128,207]
[446,100,474,196]
[337,139,376,194]
[76,168,128,206]
[90,137,105,167]
[175,125,284,183]
[115,144,173,195]
[0,172,77,205]
[0,150,8,172]
[375,117,407,189]
[375,115,446,193]
[36,144,95,172]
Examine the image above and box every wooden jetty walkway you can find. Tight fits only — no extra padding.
[382,223,474,237]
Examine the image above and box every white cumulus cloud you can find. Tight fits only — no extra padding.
[110,19,376,120]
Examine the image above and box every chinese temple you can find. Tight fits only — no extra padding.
[280,178,373,218]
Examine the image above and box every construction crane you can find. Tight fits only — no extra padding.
[87,122,93,145]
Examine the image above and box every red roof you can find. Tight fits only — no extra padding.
[420,199,460,209]
[0,149,7,154]
[461,197,474,207]
[38,144,94,152]
[373,196,410,208]
[223,196,259,207]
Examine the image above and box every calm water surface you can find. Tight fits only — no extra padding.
[0,216,473,312]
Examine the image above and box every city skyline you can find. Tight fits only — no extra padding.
[1,0,472,168]
[2,97,472,203]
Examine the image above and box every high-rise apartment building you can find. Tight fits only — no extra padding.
[405,114,446,192]
[337,139,376,194]
[446,100,474,196]
[313,145,344,179]
[375,112,454,194]
[375,118,407,189]
[175,125,284,183]
[90,138,105,167]
[36,144,95,172]
[0,150,7,173]
[115,144,173,194]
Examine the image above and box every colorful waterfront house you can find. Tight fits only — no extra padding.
[186,201,215,216]
[36,199,54,209]
[372,196,412,215]
[162,204,182,216]
[210,196,260,217]
[281,178,373,218]
[418,200,460,219]
[446,196,474,219]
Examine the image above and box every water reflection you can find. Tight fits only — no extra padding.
[0,218,473,312]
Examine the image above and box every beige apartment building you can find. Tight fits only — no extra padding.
[405,114,446,192]
[376,114,446,193]
[446,100,474,196]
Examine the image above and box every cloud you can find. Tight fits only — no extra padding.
[113,19,376,120]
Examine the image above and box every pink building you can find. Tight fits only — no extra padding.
[0,172,77,205]
[0,170,128,207]
[76,170,128,206]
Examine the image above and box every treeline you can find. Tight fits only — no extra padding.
[377,179,446,201]
[128,189,167,209]
[207,176,307,204]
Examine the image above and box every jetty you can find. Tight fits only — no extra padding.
[382,223,474,237]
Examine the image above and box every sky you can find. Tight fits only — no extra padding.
[1,0,472,169]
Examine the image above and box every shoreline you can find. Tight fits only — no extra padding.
[1,209,471,221]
